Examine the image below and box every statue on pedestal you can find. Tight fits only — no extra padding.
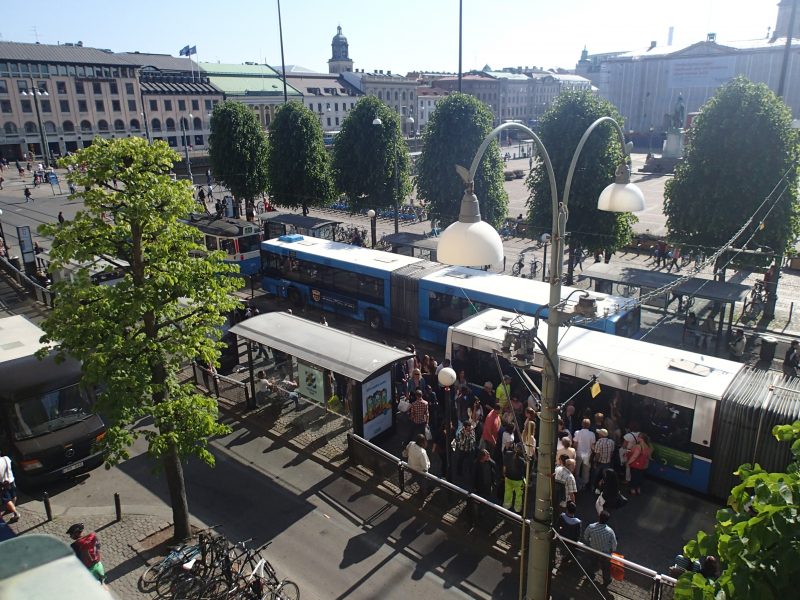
[670,93,686,132]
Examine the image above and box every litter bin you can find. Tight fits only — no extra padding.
[760,336,778,363]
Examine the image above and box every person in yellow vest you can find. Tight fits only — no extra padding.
[496,374,513,409]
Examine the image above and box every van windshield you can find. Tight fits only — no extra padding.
[11,384,94,440]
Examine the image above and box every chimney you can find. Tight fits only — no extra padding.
[387,70,391,75]
[379,69,383,74]
[707,33,716,42]
[77,41,83,47]
[649,40,657,50]
[668,26,674,46]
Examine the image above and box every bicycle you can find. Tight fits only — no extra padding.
[529,259,543,279]
[511,256,525,276]
[742,280,769,319]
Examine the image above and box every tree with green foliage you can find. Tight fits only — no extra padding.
[39,138,241,541]
[416,93,507,228]
[332,96,411,215]
[675,420,800,599]
[664,77,799,292]
[526,91,637,284]
[209,100,270,216]
[265,101,335,216]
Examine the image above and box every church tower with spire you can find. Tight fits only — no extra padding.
[328,26,354,74]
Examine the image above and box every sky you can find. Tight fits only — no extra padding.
[0,0,783,74]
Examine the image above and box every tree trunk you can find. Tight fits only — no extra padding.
[163,444,191,541]
[302,202,308,217]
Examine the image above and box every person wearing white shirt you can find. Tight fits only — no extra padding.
[573,418,596,491]
[404,435,431,497]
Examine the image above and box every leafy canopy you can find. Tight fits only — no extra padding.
[332,96,411,214]
[265,101,335,215]
[416,93,508,228]
[39,138,241,468]
[664,76,800,253]
[676,421,800,599]
[526,91,636,255]
[209,100,270,202]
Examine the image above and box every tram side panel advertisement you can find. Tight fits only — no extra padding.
[362,371,392,440]
[297,361,326,405]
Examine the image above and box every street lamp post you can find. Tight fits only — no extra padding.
[437,366,457,481]
[437,119,644,600]
[22,80,50,168]
[372,116,400,234]
[181,115,194,185]
[367,209,377,248]
[648,126,655,157]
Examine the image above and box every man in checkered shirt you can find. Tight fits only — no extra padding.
[583,510,618,586]
[592,428,615,493]
[408,389,429,441]
[554,454,577,507]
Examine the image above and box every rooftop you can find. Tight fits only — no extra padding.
[0,40,130,66]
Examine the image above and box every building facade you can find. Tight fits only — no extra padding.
[284,68,362,132]
[0,41,225,161]
[575,3,800,134]
[199,62,302,130]
[341,69,418,135]
[415,87,449,134]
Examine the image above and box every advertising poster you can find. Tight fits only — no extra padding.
[297,361,325,405]
[361,371,392,440]
[651,442,693,472]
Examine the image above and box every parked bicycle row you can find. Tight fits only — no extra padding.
[138,526,299,600]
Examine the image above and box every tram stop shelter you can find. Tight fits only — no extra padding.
[579,263,751,351]
[382,232,439,261]
[259,213,341,241]
[229,312,412,440]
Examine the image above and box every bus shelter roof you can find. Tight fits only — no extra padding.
[383,232,439,252]
[579,263,751,304]
[258,213,342,230]
[229,312,413,382]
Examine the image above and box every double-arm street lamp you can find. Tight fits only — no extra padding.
[20,80,50,168]
[180,114,194,184]
[437,118,644,599]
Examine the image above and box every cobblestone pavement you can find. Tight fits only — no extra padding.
[6,507,169,599]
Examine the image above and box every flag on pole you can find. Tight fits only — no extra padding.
[188,46,197,55]
[179,45,190,57]
[590,380,602,398]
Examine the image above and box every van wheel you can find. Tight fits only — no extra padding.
[287,287,303,308]
[365,309,383,330]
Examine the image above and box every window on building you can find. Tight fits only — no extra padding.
[327,117,331,126]
[205,99,212,110]
[110,100,120,112]
[0,81,7,94]
[92,82,102,95]
[44,121,57,133]
[164,99,173,111]
[335,117,339,126]
[165,117,175,131]
[78,99,88,112]
[80,120,92,132]
[67,65,75,76]
[178,99,186,111]
[351,102,354,109]
[24,121,37,133]
[63,120,74,132]
[402,91,406,100]
[308,103,313,110]
[95,100,105,112]
[317,102,322,113]
[126,99,135,112]
[109,82,118,95]
[125,82,134,95]
[151,118,161,132]
[58,65,67,76]
[130,118,140,131]
[334,102,338,111]
[0,100,11,113]
[103,67,111,78]
[114,119,125,131]
[191,99,199,111]
[21,100,32,113]
[97,120,108,131]
[193,116,202,130]
[75,81,85,95]
[40,100,51,112]
[17,80,27,93]
[378,91,382,100]
[56,81,67,94]
[3,122,17,133]
[149,99,157,111]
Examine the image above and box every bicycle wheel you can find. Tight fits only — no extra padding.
[511,262,522,276]
[272,580,300,600]
[195,575,234,600]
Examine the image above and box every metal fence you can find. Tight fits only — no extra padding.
[191,361,251,407]
[347,433,676,600]
[0,256,55,307]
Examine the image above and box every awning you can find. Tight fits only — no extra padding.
[580,263,751,304]
[229,312,412,382]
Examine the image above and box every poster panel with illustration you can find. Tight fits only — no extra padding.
[362,371,392,440]
[297,361,325,405]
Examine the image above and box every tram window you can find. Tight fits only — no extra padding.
[635,395,693,451]
[334,270,357,295]
[357,274,383,304]
[429,292,486,325]
[237,234,261,253]
[220,239,236,255]
[205,235,218,251]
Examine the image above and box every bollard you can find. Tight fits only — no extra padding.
[114,492,122,522]
[790,302,794,324]
[43,492,53,522]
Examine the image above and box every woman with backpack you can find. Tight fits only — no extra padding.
[626,432,652,496]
